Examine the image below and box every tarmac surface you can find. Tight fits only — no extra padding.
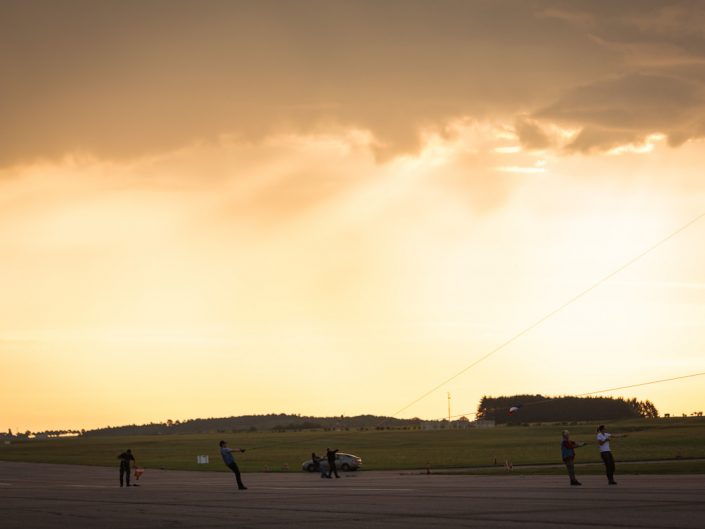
[1,461,704,528]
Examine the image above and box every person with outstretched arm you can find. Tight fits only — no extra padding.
[596,425,625,485]
[560,430,585,486]
[117,449,136,487]
[219,440,247,490]
[326,447,340,479]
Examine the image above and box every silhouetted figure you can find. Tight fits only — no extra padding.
[117,449,135,487]
[326,448,339,479]
[597,425,625,485]
[311,452,325,478]
[561,430,584,486]
[220,440,247,490]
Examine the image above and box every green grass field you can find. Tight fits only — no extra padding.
[1,418,703,474]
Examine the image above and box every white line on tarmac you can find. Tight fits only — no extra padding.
[258,487,415,492]
[0,482,11,486]
[60,483,415,492]
[65,485,123,489]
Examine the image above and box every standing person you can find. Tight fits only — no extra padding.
[560,430,584,486]
[596,425,625,485]
[326,448,340,479]
[219,440,247,490]
[117,449,135,487]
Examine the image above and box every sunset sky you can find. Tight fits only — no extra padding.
[2,0,705,432]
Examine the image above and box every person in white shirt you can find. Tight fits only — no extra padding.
[596,425,626,485]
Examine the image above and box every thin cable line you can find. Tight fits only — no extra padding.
[576,370,705,397]
[445,370,705,421]
[389,210,705,419]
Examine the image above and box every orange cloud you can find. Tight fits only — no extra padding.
[5,1,705,167]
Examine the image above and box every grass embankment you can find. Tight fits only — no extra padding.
[1,418,703,474]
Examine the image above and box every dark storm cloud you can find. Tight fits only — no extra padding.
[514,116,553,151]
[1,0,705,167]
[534,1,705,151]
[537,72,705,151]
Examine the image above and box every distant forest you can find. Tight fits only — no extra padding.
[476,395,659,424]
[80,414,424,437]
[5,395,664,439]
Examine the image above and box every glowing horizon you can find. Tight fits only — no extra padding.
[2,1,705,432]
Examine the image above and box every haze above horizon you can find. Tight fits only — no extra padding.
[2,1,705,432]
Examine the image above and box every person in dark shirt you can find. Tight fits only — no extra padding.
[117,449,135,487]
[326,448,340,479]
[219,440,247,490]
[311,452,322,476]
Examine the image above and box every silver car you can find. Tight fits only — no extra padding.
[302,453,362,472]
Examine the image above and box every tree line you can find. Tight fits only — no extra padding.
[79,414,425,437]
[3,396,673,439]
[476,394,659,424]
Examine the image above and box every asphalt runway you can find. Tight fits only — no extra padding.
[1,462,703,528]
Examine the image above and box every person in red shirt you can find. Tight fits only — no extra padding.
[561,430,585,486]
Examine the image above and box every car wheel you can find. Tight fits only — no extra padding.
[341,463,350,471]
[306,464,315,472]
